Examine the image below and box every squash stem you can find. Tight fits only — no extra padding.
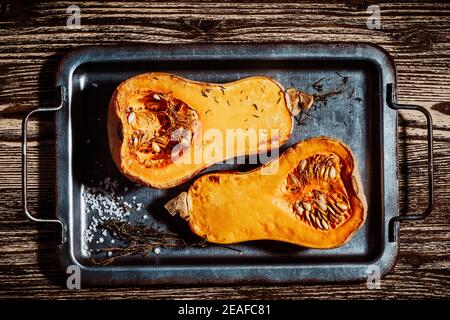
[164,191,191,221]
[286,88,314,116]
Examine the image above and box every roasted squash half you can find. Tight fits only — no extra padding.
[165,137,367,249]
[108,72,313,189]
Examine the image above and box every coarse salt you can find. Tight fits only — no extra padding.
[82,178,149,253]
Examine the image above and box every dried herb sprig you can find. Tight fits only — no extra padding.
[312,77,326,91]
[312,73,351,102]
[313,89,343,102]
[91,219,207,265]
[295,73,352,126]
[295,107,312,126]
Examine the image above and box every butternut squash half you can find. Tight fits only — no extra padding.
[108,73,313,189]
[165,137,367,249]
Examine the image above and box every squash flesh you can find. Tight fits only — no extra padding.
[175,137,367,249]
[108,72,294,188]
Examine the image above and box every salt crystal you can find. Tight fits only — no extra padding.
[82,179,153,252]
[124,202,132,209]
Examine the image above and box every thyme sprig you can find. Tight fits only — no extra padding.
[91,220,207,265]
[90,219,241,265]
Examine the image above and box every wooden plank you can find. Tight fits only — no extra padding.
[0,0,448,299]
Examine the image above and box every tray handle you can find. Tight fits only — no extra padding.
[22,86,65,243]
[387,83,434,242]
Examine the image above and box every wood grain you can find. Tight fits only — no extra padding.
[0,0,449,299]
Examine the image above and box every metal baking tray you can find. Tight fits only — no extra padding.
[22,43,434,285]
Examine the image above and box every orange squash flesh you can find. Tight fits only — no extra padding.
[165,137,367,249]
[108,72,312,189]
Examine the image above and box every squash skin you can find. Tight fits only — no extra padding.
[169,137,367,249]
[108,72,295,189]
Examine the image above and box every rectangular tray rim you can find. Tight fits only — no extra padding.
[54,42,399,285]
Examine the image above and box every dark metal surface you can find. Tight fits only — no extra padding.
[23,43,410,285]
[386,83,434,242]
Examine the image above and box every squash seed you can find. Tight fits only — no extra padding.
[305,210,312,224]
[329,166,337,179]
[302,202,312,211]
[315,198,327,211]
[294,202,304,215]
[320,165,326,178]
[324,167,330,180]
[336,202,348,211]
[151,141,161,153]
[330,202,345,215]
[127,112,136,124]
[327,205,339,218]
[299,159,307,171]
[315,216,324,230]
[288,173,301,187]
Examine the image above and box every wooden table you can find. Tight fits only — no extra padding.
[0,1,448,299]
